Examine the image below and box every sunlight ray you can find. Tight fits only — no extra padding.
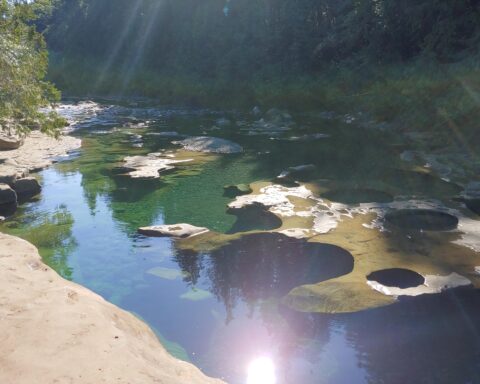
[93,0,144,92]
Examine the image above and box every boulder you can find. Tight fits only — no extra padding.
[173,136,243,154]
[0,184,17,205]
[463,181,480,215]
[223,184,252,198]
[265,108,292,123]
[13,177,42,197]
[0,134,23,150]
[138,223,209,238]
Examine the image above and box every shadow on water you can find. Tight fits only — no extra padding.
[281,289,480,384]
[174,233,354,320]
[226,204,282,233]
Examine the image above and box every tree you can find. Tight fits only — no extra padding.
[0,0,65,137]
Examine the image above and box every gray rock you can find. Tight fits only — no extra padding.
[0,134,23,150]
[215,118,231,127]
[13,177,41,197]
[174,136,243,154]
[138,223,209,238]
[0,184,17,205]
[464,182,480,199]
[463,181,480,215]
[0,164,18,184]
[252,106,262,116]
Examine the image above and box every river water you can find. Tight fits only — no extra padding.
[2,100,480,384]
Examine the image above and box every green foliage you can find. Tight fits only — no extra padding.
[0,0,65,137]
[39,0,480,136]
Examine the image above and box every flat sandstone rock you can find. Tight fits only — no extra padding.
[139,223,209,238]
[0,233,223,384]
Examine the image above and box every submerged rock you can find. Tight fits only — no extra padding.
[283,133,330,141]
[277,164,317,182]
[173,136,243,154]
[0,184,17,205]
[223,183,252,198]
[322,188,393,205]
[0,134,23,150]
[180,288,213,301]
[13,177,41,198]
[147,267,189,280]
[138,223,209,238]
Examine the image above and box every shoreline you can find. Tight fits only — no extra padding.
[0,133,225,384]
[0,233,224,384]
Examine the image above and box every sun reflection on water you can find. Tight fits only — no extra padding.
[247,357,276,384]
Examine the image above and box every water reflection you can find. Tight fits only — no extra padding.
[279,289,480,384]
[174,233,354,322]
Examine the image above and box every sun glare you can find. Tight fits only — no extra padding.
[247,357,276,384]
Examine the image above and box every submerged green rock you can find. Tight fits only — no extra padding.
[180,288,213,301]
[223,183,252,198]
[147,267,190,280]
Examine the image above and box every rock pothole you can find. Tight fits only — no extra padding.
[385,209,459,231]
[367,268,425,289]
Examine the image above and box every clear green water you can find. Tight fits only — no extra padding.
[1,101,479,384]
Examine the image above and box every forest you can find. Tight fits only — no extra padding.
[2,0,480,134]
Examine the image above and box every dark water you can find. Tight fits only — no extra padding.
[2,100,480,384]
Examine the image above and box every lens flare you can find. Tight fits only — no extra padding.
[247,357,276,384]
